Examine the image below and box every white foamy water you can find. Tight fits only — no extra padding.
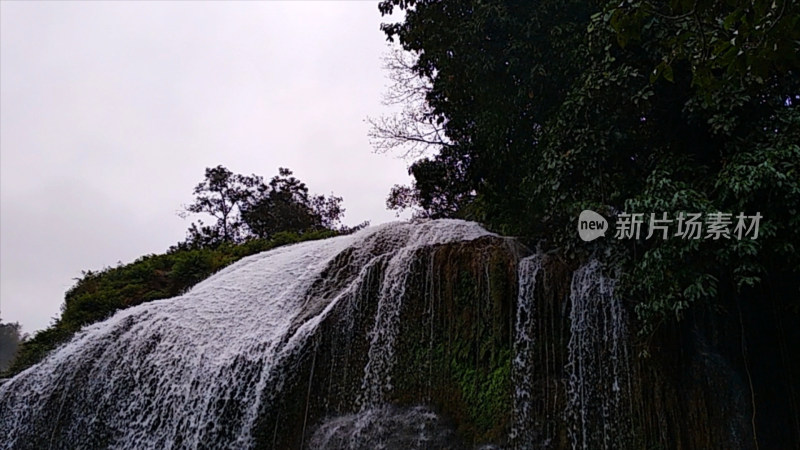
[358,221,493,408]
[0,220,491,450]
[510,254,543,448]
[564,260,631,450]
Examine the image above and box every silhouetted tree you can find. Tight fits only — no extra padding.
[241,168,345,239]
[182,166,260,246]
[182,166,348,246]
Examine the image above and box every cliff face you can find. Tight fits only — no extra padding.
[254,236,523,448]
[1,220,797,449]
[253,236,800,449]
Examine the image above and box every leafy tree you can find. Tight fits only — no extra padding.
[182,165,259,246]
[377,0,800,334]
[386,146,475,219]
[182,166,349,246]
[240,168,344,239]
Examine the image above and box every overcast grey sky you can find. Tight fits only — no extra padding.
[0,1,412,334]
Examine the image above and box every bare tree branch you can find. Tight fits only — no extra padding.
[368,45,450,159]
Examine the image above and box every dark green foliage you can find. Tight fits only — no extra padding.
[377,0,800,335]
[387,147,476,219]
[450,348,511,439]
[241,168,345,239]
[171,249,225,289]
[2,230,337,377]
[446,269,512,441]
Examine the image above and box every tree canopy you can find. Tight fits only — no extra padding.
[241,168,345,240]
[182,166,352,248]
[376,0,800,334]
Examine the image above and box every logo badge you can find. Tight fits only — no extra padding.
[578,210,608,242]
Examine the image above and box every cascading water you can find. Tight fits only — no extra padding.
[564,260,632,450]
[510,254,543,448]
[357,222,494,408]
[0,220,491,450]
[6,219,759,449]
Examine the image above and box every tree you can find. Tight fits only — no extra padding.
[182,166,349,246]
[182,165,259,246]
[376,0,800,332]
[386,146,475,219]
[240,168,345,239]
[377,0,593,228]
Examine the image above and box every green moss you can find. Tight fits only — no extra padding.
[408,245,516,445]
[450,347,512,441]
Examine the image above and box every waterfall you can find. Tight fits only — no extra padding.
[357,221,493,407]
[1,220,775,449]
[510,254,543,448]
[564,260,632,450]
[0,220,490,450]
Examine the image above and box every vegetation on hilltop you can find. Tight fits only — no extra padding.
[181,165,364,247]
